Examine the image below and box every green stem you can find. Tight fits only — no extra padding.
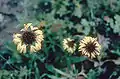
[53,67,73,78]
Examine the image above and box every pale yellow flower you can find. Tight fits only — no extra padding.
[63,38,76,54]
[78,36,101,59]
[13,23,44,53]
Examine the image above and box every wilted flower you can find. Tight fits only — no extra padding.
[63,38,76,54]
[13,23,44,53]
[39,21,46,28]
[78,36,101,58]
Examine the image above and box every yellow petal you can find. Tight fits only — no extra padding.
[34,30,43,35]
[67,38,72,41]
[37,34,44,39]
[94,38,97,41]
[21,44,26,53]
[84,52,88,55]
[34,42,41,51]
[23,23,32,31]
[82,49,87,54]
[84,37,91,42]
[63,39,68,44]
[13,33,21,38]
[91,53,96,58]
[96,44,101,49]
[17,43,26,53]
[73,44,76,48]
[13,38,21,44]
[79,43,85,49]
[95,47,100,52]
[30,45,36,53]
[68,48,73,53]
[30,26,38,31]
[19,48,23,53]
[94,51,100,56]
[36,37,43,43]
[20,29,25,31]
[17,43,22,51]
[87,53,90,57]
[19,45,26,53]
[81,39,88,44]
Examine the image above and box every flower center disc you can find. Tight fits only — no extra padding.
[67,41,74,48]
[22,31,36,44]
[85,42,96,53]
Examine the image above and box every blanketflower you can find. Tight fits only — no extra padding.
[13,23,44,53]
[63,38,76,54]
[78,36,101,58]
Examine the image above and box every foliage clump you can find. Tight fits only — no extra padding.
[0,0,120,79]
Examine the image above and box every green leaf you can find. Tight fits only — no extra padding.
[69,56,87,64]
[66,57,71,70]
[87,69,96,79]
[73,7,82,18]
[45,64,54,73]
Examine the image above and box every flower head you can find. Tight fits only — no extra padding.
[13,23,44,53]
[63,38,76,54]
[78,36,101,59]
